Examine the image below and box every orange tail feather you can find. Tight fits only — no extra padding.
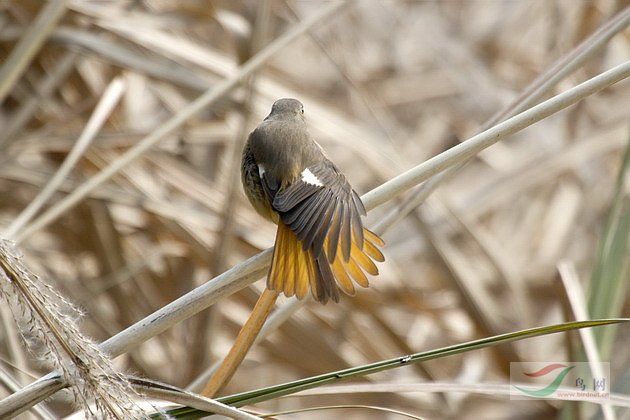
[269,223,385,303]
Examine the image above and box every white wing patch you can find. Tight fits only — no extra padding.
[301,168,323,186]
[258,164,266,178]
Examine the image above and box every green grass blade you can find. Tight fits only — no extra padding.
[587,136,630,359]
[158,318,628,417]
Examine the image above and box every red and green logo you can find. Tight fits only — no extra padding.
[513,363,575,397]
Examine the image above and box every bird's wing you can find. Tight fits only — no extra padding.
[261,159,384,303]
[270,160,365,262]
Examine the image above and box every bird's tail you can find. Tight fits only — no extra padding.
[268,222,384,304]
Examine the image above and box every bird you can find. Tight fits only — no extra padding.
[241,98,384,304]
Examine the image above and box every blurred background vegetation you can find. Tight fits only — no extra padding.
[0,0,628,418]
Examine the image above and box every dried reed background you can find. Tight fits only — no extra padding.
[0,0,629,419]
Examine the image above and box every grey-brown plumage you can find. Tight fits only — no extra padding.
[241,98,384,304]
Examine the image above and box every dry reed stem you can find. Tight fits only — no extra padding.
[2,58,627,416]
[127,377,262,420]
[187,297,305,392]
[557,261,614,420]
[6,77,126,239]
[0,239,149,418]
[361,61,630,211]
[373,6,630,237]
[16,1,349,243]
[0,0,67,108]
[293,382,630,406]
[202,289,279,397]
[100,60,630,359]
[1,2,628,418]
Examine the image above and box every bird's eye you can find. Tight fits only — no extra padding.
[301,108,304,114]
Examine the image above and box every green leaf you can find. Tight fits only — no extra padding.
[587,136,630,359]
[158,318,629,418]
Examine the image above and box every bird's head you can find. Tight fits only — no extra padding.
[266,98,305,121]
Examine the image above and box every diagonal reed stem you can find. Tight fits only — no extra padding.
[1,58,628,419]
[201,289,279,397]
[0,0,67,109]
[15,0,350,244]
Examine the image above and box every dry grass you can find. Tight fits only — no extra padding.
[0,1,629,419]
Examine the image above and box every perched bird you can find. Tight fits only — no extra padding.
[241,98,384,304]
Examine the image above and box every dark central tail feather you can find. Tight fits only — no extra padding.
[268,222,384,304]
[313,251,339,304]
